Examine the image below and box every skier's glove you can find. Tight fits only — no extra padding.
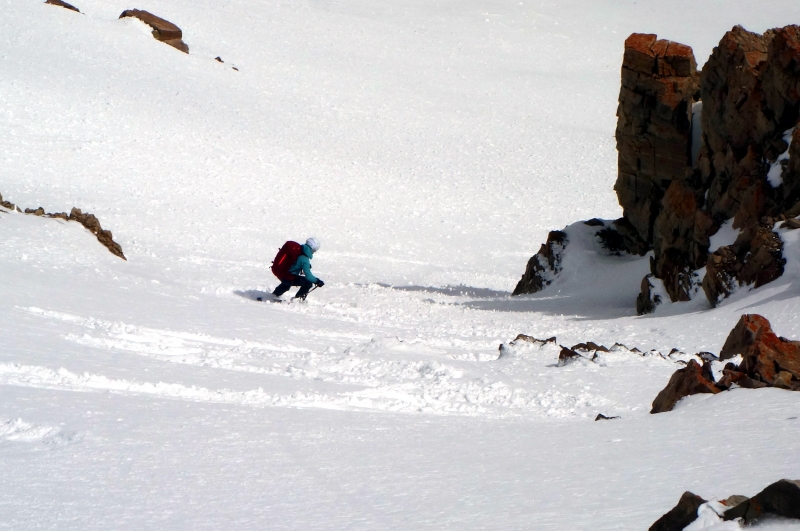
[315,279,325,287]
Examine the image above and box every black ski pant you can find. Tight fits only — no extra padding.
[273,275,313,299]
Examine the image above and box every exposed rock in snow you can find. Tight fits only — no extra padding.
[703,224,785,306]
[44,0,79,13]
[650,359,720,413]
[518,25,800,312]
[119,9,189,53]
[512,229,567,295]
[0,193,126,260]
[649,491,707,531]
[722,479,800,524]
[719,314,800,387]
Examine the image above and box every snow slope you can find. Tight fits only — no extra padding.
[2,0,800,529]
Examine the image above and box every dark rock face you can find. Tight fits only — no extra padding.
[45,0,80,12]
[648,491,707,531]
[719,314,800,386]
[512,230,567,295]
[651,359,720,413]
[703,224,785,306]
[614,34,698,247]
[119,9,189,53]
[723,479,800,523]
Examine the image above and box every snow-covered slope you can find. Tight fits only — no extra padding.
[2,0,800,529]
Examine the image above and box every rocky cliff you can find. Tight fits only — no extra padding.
[515,25,800,313]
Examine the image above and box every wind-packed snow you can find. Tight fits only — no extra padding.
[2,0,800,529]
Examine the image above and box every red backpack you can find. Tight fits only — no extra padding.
[271,241,304,281]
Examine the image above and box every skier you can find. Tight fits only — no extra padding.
[271,237,324,301]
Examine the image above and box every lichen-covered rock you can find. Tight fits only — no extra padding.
[651,359,720,413]
[614,34,699,246]
[119,9,189,53]
[648,491,707,531]
[513,230,567,295]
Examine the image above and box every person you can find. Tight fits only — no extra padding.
[272,237,324,300]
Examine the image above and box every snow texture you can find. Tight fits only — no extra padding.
[2,0,800,529]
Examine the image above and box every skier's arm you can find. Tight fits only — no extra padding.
[300,258,318,283]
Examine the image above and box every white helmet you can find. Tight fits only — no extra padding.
[306,237,320,252]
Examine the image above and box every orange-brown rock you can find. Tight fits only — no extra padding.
[119,9,189,53]
[614,33,698,246]
[651,359,720,413]
[719,314,800,385]
[45,0,80,12]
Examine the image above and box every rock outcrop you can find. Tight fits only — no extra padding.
[651,314,800,413]
[45,0,80,12]
[723,479,800,524]
[119,9,189,53]
[515,25,800,312]
[614,33,699,248]
[0,193,126,260]
[650,480,800,529]
[512,230,567,295]
[649,491,707,531]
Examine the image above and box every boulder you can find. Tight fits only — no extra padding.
[651,359,720,413]
[45,0,80,12]
[513,230,567,295]
[723,479,800,524]
[719,314,800,385]
[119,9,189,53]
[648,491,706,531]
[614,34,698,245]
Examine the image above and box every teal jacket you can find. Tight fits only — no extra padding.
[289,244,318,283]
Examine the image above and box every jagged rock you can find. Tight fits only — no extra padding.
[45,0,80,12]
[723,479,800,524]
[614,33,698,245]
[719,314,800,385]
[119,9,189,53]
[513,230,567,295]
[651,360,720,413]
[24,207,45,216]
[597,218,651,256]
[648,491,707,531]
[702,224,785,306]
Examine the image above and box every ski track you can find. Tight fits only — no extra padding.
[13,306,692,419]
